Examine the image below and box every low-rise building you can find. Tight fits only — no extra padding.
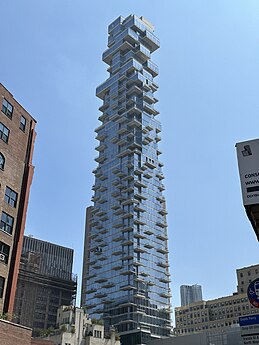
[0,318,54,345]
[175,264,259,336]
[40,306,120,345]
[148,326,243,345]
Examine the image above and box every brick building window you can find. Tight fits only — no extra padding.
[0,212,14,235]
[0,276,5,298]
[20,116,26,132]
[0,122,9,143]
[2,99,13,119]
[0,241,10,264]
[0,153,5,170]
[4,186,18,207]
[0,277,5,298]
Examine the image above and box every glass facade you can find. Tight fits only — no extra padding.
[83,15,171,344]
[180,285,203,307]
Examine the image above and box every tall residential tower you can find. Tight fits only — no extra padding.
[82,15,171,345]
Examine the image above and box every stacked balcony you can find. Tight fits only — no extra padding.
[86,14,171,342]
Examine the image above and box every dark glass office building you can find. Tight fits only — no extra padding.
[82,15,171,345]
[14,236,77,335]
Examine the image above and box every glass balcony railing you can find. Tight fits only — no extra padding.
[135,44,151,60]
[96,59,143,99]
[103,28,138,63]
[145,60,159,77]
[108,27,139,48]
[145,30,160,47]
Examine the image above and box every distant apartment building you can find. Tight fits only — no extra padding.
[175,264,259,336]
[0,83,36,315]
[236,264,259,294]
[40,306,120,345]
[180,285,202,306]
[13,236,77,334]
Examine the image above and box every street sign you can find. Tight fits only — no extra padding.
[239,314,259,344]
[240,315,259,327]
[236,139,259,206]
[242,334,259,344]
[248,279,259,308]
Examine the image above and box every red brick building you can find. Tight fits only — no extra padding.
[0,319,53,345]
[0,319,32,345]
[0,83,36,314]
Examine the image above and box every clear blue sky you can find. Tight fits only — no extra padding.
[1,0,259,320]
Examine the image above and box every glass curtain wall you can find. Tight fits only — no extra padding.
[83,15,171,345]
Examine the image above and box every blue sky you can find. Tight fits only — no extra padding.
[1,0,259,319]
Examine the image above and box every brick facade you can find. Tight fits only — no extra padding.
[0,83,36,314]
[0,319,31,345]
[0,319,54,345]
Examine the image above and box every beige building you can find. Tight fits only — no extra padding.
[41,306,120,345]
[175,264,259,336]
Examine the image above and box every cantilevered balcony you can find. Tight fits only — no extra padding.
[122,226,134,233]
[103,40,134,65]
[156,233,168,241]
[142,30,160,52]
[98,102,109,112]
[156,221,168,228]
[127,84,142,96]
[144,60,159,77]
[106,27,139,55]
[117,148,132,158]
[95,132,107,141]
[157,247,169,254]
[127,117,142,128]
[133,232,146,239]
[143,101,159,116]
[95,143,106,152]
[157,261,169,268]
[98,113,108,122]
[159,277,171,283]
[135,44,151,62]
[159,292,172,298]
[95,155,107,163]
[143,91,155,104]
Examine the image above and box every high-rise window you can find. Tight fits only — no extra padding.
[0,276,5,298]
[20,116,26,132]
[0,153,5,170]
[2,99,13,119]
[0,123,9,143]
[0,242,10,264]
[0,212,14,235]
[4,186,18,207]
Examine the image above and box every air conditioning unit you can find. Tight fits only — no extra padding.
[0,253,5,261]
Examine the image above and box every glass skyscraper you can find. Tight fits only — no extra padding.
[82,15,171,345]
